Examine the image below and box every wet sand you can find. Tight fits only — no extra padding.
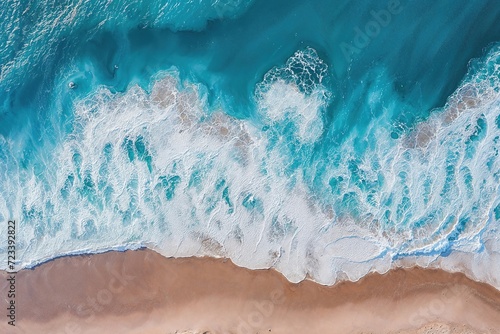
[1,248,500,334]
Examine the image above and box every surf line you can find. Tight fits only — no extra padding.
[340,0,404,62]
[6,219,16,327]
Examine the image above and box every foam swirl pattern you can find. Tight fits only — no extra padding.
[0,0,500,286]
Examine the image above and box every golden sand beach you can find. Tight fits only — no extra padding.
[1,249,499,334]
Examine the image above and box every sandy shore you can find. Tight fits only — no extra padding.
[1,249,500,334]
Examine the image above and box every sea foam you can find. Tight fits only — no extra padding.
[0,44,500,288]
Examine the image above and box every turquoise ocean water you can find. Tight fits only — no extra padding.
[1,0,500,285]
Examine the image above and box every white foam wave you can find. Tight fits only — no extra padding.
[1,47,500,288]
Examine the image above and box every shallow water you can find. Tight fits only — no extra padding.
[1,0,500,285]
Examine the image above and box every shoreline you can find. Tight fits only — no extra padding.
[1,248,500,334]
[8,244,500,290]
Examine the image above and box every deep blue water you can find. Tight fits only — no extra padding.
[1,0,500,284]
